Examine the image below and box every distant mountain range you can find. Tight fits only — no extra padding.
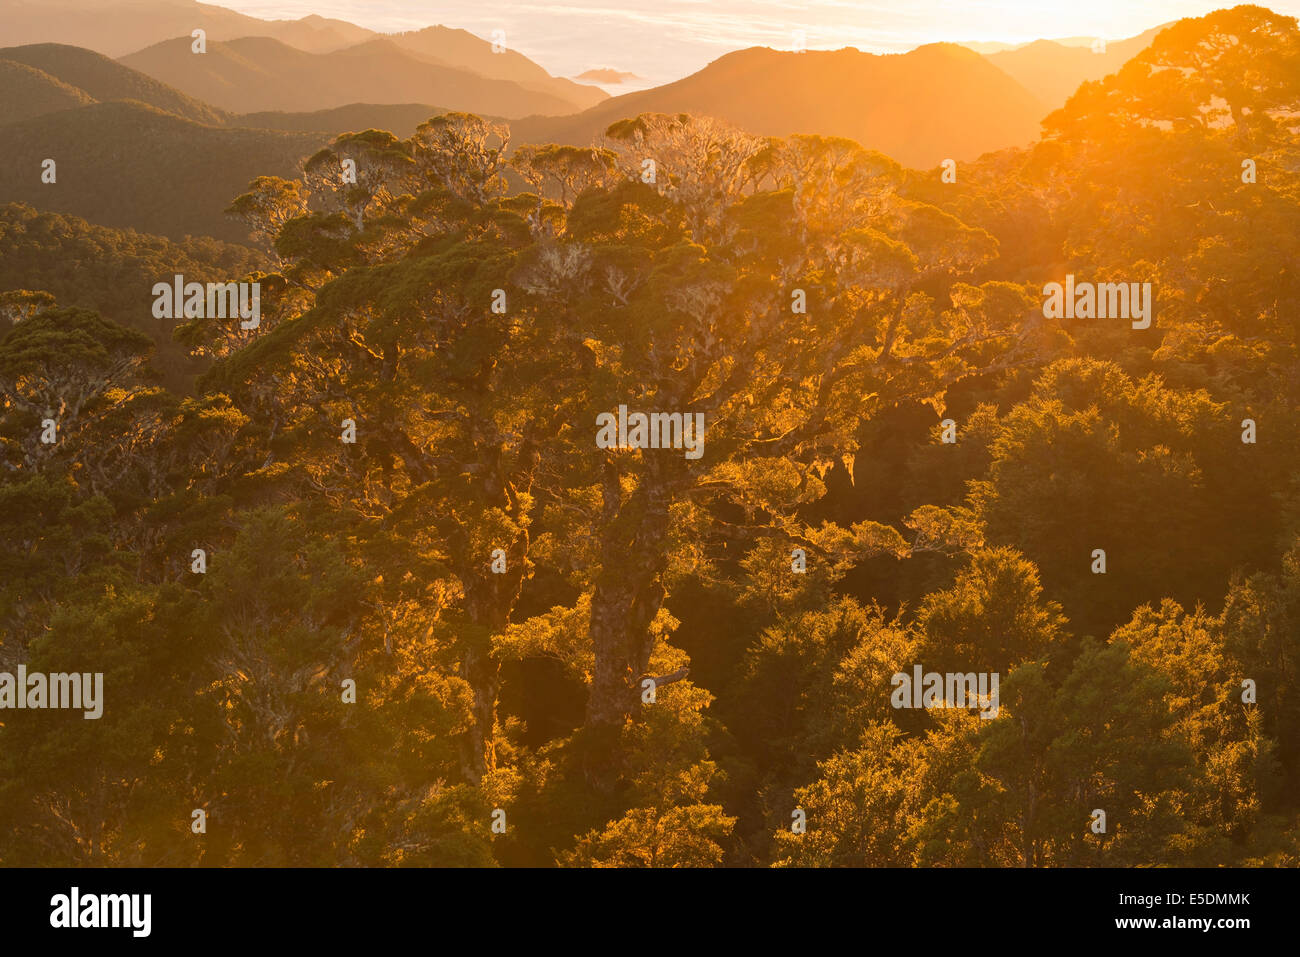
[0,0,1176,242]
[119,35,598,117]
[507,25,1173,164]
[0,0,381,57]
[1,0,607,117]
[0,0,1168,126]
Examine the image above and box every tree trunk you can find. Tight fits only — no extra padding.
[461,642,501,779]
[584,463,674,743]
[454,431,536,783]
[458,528,527,783]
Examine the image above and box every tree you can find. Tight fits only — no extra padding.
[529,118,1043,763]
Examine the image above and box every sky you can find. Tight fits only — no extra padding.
[212,1,1300,87]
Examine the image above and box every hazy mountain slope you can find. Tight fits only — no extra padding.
[0,0,601,111]
[0,101,325,242]
[386,26,606,111]
[234,103,447,139]
[983,26,1168,109]
[0,60,96,125]
[512,43,1048,168]
[0,0,374,57]
[0,43,228,126]
[257,13,378,53]
[120,36,588,118]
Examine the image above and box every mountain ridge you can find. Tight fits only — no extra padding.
[0,43,229,126]
[511,42,1050,168]
[982,25,1170,109]
[119,35,596,118]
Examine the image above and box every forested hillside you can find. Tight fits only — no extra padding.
[0,4,1297,867]
[0,44,229,125]
[0,102,327,242]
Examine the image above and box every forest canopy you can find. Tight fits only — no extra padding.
[0,4,1298,867]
